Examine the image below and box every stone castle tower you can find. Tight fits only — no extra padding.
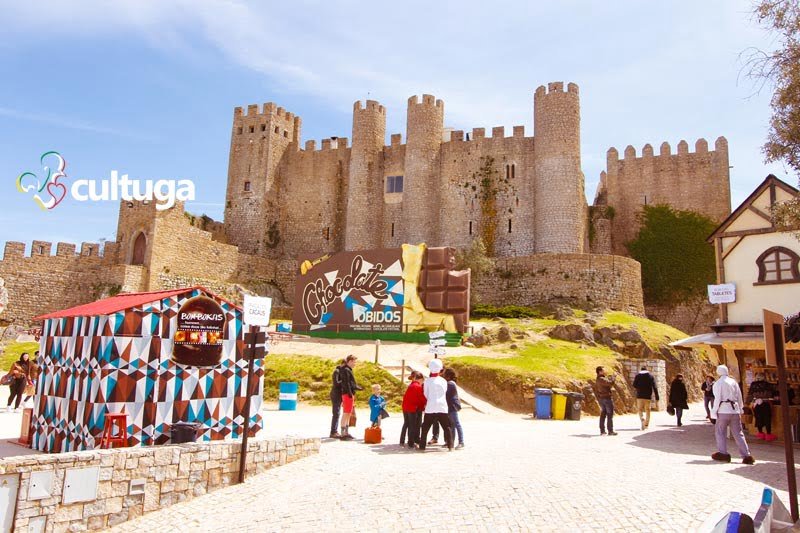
[223,82,587,259]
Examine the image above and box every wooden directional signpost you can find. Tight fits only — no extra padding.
[238,295,271,484]
[763,308,798,522]
[429,330,446,358]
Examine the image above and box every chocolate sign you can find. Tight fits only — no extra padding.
[172,295,227,366]
[293,249,405,332]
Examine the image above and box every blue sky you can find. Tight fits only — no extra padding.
[0,0,791,250]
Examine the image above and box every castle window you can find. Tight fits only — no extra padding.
[244,181,251,192]
[37,245,44,255]
[283,130,288,138]
[508,219,512,233]
[261,124,266,132]
[386,175,403,194]
[516,197,520,207]
[506,165,509,180]
[131,232,146,266]
[469,221,473,235]
[511,164,515,179]
[391,223,395,238]
[324,227,330,241]
[237,127,243,135]
[249,125,254,133]
[84,246,93,256]
[506,164,516,179]
[755,246,800,285]
[275,126,280,134]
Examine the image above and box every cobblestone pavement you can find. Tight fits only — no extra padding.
[107,404,794,532]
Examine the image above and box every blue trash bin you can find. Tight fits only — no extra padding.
[279,382,299,410]
[534,388,553,419]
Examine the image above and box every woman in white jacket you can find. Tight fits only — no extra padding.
[418,359,454,451]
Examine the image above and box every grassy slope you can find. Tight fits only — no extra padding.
[0,342,39,371]
[262,354,405,411]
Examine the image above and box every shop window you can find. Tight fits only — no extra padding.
[386,175,403,194]
[244,181,251,192]
[755,246,800,285]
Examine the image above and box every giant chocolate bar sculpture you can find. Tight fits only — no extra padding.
[417,247,471,334]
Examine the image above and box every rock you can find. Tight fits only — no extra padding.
[300,391,316,400]
[618,328,644,343]
[554,306,574,321]
[514,334,526,340]
[467,333,488,347]
[464,342,475,348]
[497,326,512,342]
[584,318,597,326]
[547,324,595,344]
[510,344,518,349]
[511,328,526,336]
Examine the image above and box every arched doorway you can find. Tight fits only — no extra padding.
[131,232,146,265]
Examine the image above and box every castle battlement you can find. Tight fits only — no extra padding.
[3,240,108,260]
[608,136,728,163]
[407,94,444,108]
[300,137,350,152]
[535,81,579,97]
[353,100,386,114]
[446,125,527,143]
[233,102,296,123]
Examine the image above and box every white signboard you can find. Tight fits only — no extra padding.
[427,346,446,356]
[708,283,736,304]
[243,295,272,326]
[429,339,447,347]
[428,331,446,339]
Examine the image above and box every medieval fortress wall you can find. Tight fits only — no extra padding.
[0,81,731,328]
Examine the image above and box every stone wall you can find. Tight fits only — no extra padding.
[473,253,644,315]
[621,358,667,411]
[599,137,731,256]
[646,301,719,336]
[2,437,319,532]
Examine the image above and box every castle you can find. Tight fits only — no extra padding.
[0,82,732,330]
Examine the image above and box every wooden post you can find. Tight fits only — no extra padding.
[400,359,406,384]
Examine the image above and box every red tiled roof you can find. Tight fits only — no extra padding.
[34,286,236,320]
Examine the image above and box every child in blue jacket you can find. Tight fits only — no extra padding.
[369,384,388,427]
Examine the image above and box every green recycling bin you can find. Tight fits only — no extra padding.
[565,392,585,420]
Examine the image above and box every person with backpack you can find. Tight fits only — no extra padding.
[329,359,346,438]
[595,366,617,436]
[5,353,31,412]
[632,366,659,430]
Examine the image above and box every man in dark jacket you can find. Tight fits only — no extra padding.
[595,366,617,436]
[329,360,345,438]
[338,355,363,440]
[632,366,659,430]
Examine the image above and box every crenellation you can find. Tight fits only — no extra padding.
[4,242,25,258]
[567,82,579,95]
[80,242,100,257]
[472,128,485,140]
[305,140,316,151]
[513,125,525,138]
[276,107,285,117]
[607,147,619,164]
[642,144,654,157]
[660,142,671,156]
[548,81,564,92]
[321,139,333,150]
[695,138,708,152]
[390,133,402,146]
[491,126,505,138]
[32,240,52,256]
[624,145,636,159]
[715,136,728,152]
[450,130,464,142]
[246,104,259,116]
[677,140,689,154]
[56,243,76,256]
[264,102,276,115]
[337,137,348,149]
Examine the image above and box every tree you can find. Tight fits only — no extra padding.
[750,1,800,173]
[455,238,493,280]
[627,205,717,306]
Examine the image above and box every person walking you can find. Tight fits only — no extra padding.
[23,352,39,406]
[595,366,617,436]
[633,366,659,430]
[701,375,715,421]
[668,374,689,427]
[419,359,453,451]
[329,359,346,438]
[747,372,777,441]
[6,353,31,412]
[711,365,755,465]
[443,368,464,449]
[400,371,426,448]
[338,355,363,440]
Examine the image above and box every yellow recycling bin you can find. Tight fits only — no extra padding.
[551,388,568,420]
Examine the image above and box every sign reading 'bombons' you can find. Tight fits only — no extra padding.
[172,295,227,366]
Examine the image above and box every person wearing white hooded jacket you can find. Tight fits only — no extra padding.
[418,359,454,451]
[710,364,755,465]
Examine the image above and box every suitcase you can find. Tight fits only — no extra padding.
[364,426,382,444]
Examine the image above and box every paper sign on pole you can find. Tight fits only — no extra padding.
[243,295,272,326]
[708,283,736,304]
[429,339,447,347]
[428,331,446,339]
[435,347,446,356]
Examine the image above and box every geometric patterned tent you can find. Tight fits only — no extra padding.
[32,287,264,453]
